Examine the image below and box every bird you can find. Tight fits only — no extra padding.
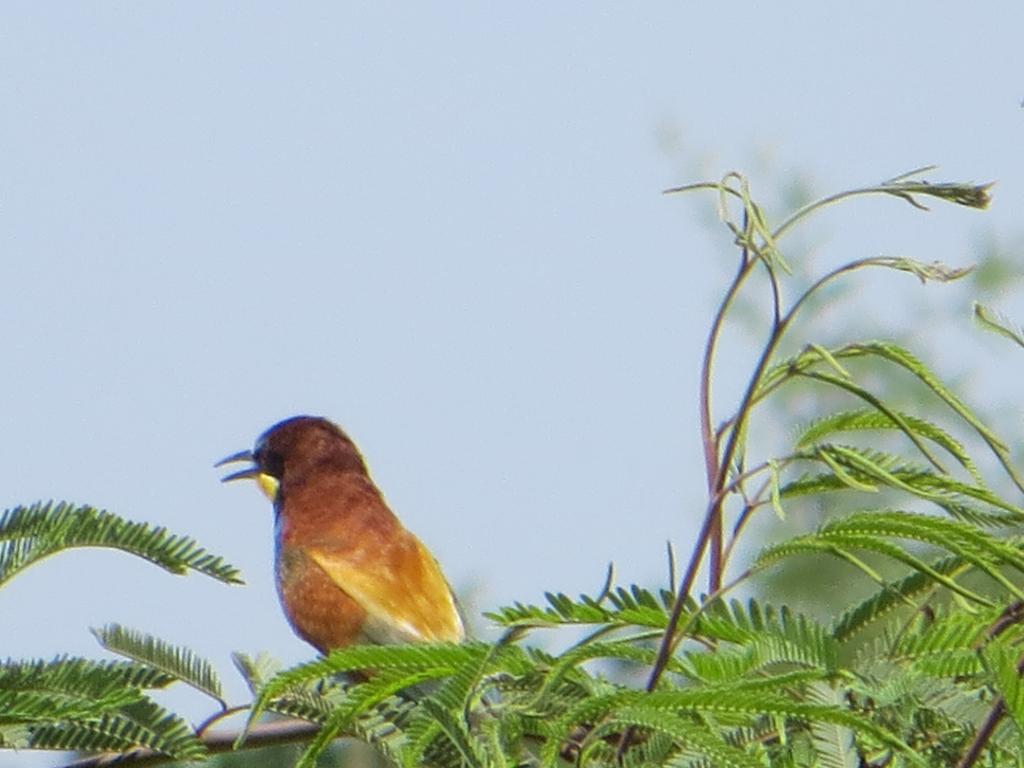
[217,416,465,653]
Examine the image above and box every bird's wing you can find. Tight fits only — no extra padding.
[308,536,465,646]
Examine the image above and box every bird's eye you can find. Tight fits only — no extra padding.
[256,447,285,479]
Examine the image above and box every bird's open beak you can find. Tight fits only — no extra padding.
[215,450,258,483]
[216,449,279,501]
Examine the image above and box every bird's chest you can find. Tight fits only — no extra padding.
[274,542,368,652]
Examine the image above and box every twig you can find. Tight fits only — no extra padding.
[954,601,1024,768]
[955,699,1005,768]
[58,719,322,768]
[194,704,250,738]
[699,212,757,595]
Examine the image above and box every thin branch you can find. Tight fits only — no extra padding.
[955,700,1005,768]
[58,719,322,768]
[954,601,1024,768]
[720,475,773,572]
[700,212,758,595]
[195,704,251,738]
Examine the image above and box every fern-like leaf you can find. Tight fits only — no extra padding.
[92,624,225,707]
[795,408,982,483]
[27,701,204,759]
[832,554,968,641]
[0,502,243,586]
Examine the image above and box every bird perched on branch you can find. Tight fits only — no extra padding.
[217,416,464,653]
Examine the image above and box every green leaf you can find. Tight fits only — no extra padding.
[983,642,1024,736]
[806,682,859,768]
[248,643,481,736]
[231,651,283,695]
[27,701,204,759]
[817,511,1024,598]
[486,583,675,630]
[0,657,203,757]
[554,689,923,766]
[292,672,432,768]
[758,340,1019,493]
[878,179,993,210]
[602,707,767,768]
[795,408,982,483]
[417,699,486,768]
[784,444,1024,520]
[756,526,993,607]
[693,600,838,674]
[975,302,1024,349]
[0,657,157,721]
[832,554,969,641]
[92,624,225,706]
[0,502,244,586]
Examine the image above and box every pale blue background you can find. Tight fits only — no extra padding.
[2,4,1023,764]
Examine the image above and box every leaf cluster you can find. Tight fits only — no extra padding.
[0,503,242,759]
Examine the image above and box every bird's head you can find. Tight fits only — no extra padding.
[217,416,367,501]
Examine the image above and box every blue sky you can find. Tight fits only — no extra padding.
[2,4,1023,763]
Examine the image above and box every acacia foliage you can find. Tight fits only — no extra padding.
[3,169,1023,767]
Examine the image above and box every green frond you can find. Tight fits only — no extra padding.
[92,624,225,706]
[832,555,967,641]
[609,731,675,768]
[934,500,1024,529]
[878,179,992,210]
[867,256,976,283]
[607,584,677,624]
[414,699,486,768]
[486,583,676,631]
[782,445,919,497]
[974,302,1024,350]
[679,647,758,684]
[263,687,335,724]
[827,511,1024,563]
[795,408,982,483]
[846,341,998,434]
[0,656,175,699]
[816,512,1024,599]
[0,502,243,586]
[912,473,1024,518]
[402,643,536,767]
[551,689,922,766]
[600,707,767,768]
[796,445,1024,521]
[756,527,993,607]
[983,642,1024,735]
[0,687,140,723]
[0,656,203,757]
[531,638,665,707]
[248,642,486,738]
[27,700,204,759]
[761,508,1024,608]
[348,697,412,766]
[806,682,858,768]
[766,170,991,243]
[890,619,984,679]
[290,673,431,768]
[278,642,481,688]
[692,600,838,674]
[759,340,1017,488]
[231,651,283,695]
[792,372,957,475]
[0,657,156,722]
[833,341,1023,492]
